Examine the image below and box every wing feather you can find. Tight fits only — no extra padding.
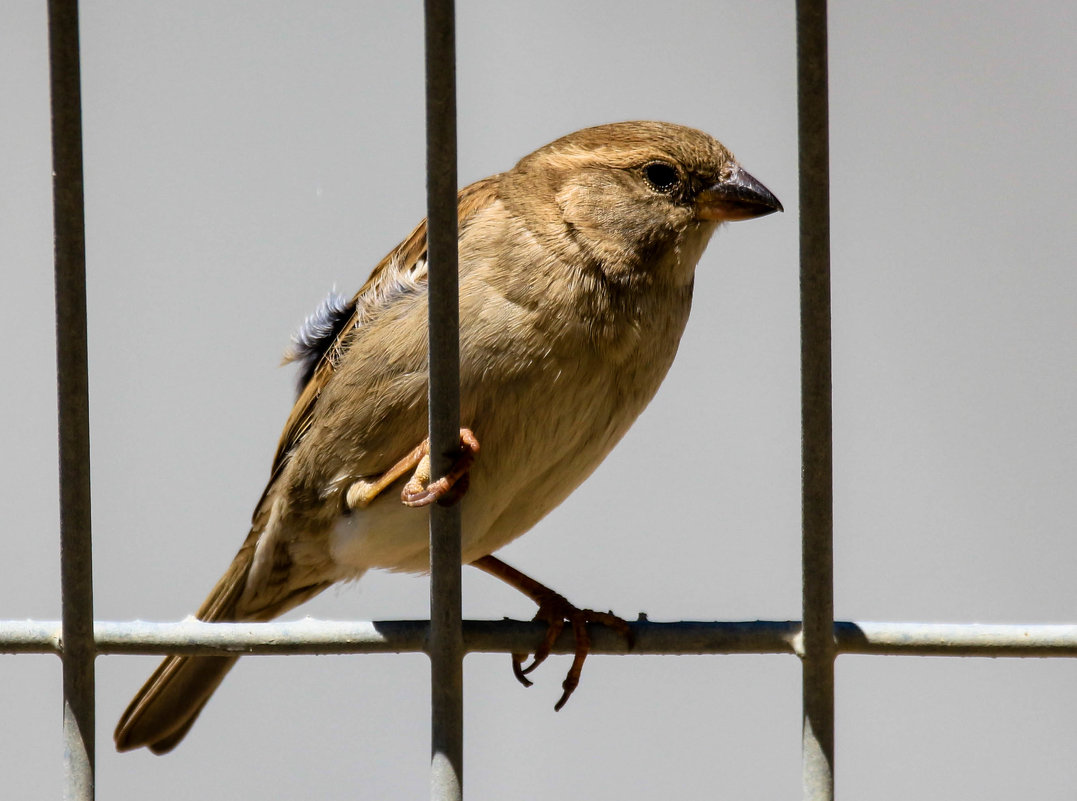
[256,175,501,510]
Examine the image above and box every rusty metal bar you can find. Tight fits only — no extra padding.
[47,1,95,799]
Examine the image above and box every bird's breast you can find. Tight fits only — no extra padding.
[452,280,694,559]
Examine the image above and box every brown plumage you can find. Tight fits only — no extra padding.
[115,121,781,753]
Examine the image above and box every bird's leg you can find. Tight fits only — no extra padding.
[345,443,427,510]
[344,428,479,510]
[400,428,479,507]
[470,554,634,711]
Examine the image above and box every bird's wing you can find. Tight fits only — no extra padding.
[259,175,502,509]
[180,175,502,626]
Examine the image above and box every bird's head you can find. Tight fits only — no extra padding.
[499,121,782,286]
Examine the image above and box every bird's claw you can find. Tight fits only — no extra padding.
[512,593,633,711]
[401,428,479,507]
[511,653,534,687]
[345,429,479,511]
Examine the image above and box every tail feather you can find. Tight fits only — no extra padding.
[143,694,213,755]
[114,654,238,753]
[113,577,335,752]
[114,488,339,754]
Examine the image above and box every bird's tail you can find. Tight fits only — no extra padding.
[114,513,332,754]
[114,652,239,754]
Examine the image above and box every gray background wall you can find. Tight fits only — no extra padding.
[2,2,1075,798]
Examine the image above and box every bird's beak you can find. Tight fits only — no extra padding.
[695,166,783,221]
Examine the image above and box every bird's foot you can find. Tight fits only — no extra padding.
[470,554,633,709]
[345,428,478,510]
[514,592,634,711]
[400,428,479,507]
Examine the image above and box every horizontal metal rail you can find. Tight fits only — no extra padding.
[9,619,1077,657]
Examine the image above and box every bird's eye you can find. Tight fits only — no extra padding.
[643,162,680,194]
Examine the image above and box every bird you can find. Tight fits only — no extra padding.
[114,120,782,754]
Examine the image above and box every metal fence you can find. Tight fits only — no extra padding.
[5,1,1076,800]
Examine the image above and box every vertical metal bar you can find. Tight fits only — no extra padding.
[424,2,463,800]
[47,1,95,799]
[796,1,834,800]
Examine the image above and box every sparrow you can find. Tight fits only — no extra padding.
[114,120,782,754]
